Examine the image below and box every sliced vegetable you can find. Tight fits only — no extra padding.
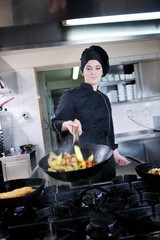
[74,145,84,161]
[47,146,95,172]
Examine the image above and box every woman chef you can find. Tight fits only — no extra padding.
[52,45,130,182]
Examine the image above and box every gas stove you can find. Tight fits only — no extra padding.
[1,175,160,240]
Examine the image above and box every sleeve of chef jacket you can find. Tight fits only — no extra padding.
[51,91,75,141]
[106,96,118,150]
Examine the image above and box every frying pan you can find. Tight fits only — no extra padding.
[39,143,113,182]
[135,161,160,184]
[0,178,45,208]
[126,156,160,184]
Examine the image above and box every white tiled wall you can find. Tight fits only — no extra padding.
[0,68,45,162]
[112,99,160,134]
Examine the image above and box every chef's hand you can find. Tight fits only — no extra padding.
[61,119,82,135]
[113,149,131,166]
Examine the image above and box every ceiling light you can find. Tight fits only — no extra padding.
[72,66,80,80]
[67,28,160,41]
[62,11,160,26]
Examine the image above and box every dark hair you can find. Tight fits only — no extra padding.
[80,45,109,77]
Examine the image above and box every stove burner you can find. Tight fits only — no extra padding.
[145,230,160,239]
[82,188,106,210]
[0,230,9,240]
[86,212,122,239]
[1,206,36,226]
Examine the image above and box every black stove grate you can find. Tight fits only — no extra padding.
[0,175,160,239]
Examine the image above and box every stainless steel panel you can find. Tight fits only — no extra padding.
[138,60,160,98]
[0,0,160,51]
[0,0,159,27]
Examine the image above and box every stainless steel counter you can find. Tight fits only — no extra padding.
[115,129,160,143]
[115,130,160,176]
[5,148,36,157]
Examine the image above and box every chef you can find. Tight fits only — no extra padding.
[52,45,130,182]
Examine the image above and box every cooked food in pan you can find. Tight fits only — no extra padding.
[148,168,160,175]
[48,145,95,172]
[0,186,34,199]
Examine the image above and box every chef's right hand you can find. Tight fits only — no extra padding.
[61,119,82,135]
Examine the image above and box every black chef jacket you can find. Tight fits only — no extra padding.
[52,82,117,182]
[52,82,117,150]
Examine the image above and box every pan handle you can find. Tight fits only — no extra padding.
[30,165,39,177]
[125,155,145,164]
[73,127,80,146]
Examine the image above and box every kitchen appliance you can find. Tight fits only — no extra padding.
[0,149,38,181]
[0,111,13,155]
[0,175,160,239]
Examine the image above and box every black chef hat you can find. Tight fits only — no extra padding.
[80,45,109,77]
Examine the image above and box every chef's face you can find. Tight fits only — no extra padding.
[83,60,103,90]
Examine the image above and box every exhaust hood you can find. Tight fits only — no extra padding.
[0,0,160,51]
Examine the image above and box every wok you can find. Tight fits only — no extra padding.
[39,143,113,182]
[0,178,45,208]
[126,156,160,184]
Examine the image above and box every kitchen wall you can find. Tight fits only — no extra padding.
[0,68,45,163]
[0,39,160,162]
[112,100,159,135]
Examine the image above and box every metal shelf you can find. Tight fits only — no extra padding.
[100,79,135,86]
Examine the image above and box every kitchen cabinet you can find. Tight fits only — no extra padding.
[134,60,160,99]
[118,141,147,162]
[118,134,160,163]
[2,156,30,181]
[143,139,160,162]
[0,150,36,181]
[116,136,160,176]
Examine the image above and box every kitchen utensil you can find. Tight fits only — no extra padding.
[118,84,126,101]
[126,155,160,184]
[125,155,145,164]
[135,161,160,184]
[73,127,80,146]
[0,178,45,208]
[126,84,134,100]
[20,144,33,152]
[39,143,113,182]
[0,97,14,111]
